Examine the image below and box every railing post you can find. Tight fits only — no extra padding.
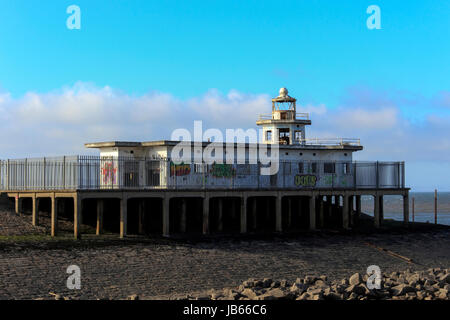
[62,156,66,189]
[353,161,357,189]
[376,161,379,189]
[6,159,9,190]
[402,161,405,188]
[43,157,46,190]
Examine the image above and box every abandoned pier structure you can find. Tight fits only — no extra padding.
[0,88,409,239]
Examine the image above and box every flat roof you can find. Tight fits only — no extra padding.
[85,140,363,151]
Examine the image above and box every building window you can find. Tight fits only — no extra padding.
[311,162,317,174]
[298,162,304,174]
[324,162,335,174]
[343,163,351,175]
[294,130,302,142]
[266,130,272,141]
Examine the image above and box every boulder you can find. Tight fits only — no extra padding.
[349,273,362,286]
[439,273,450,284]
[391,284,415,296]
[241,288,257,299]
[257,288,286,300]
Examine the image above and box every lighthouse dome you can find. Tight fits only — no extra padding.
[279,87,288,97]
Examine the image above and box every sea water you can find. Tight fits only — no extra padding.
[361,192,450,226]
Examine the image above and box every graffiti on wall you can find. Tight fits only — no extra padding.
[294,174,317,187]
[101,162,117,185]
[170,162,191,176]
[210,163,236,178]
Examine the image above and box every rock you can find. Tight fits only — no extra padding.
[257,288,286,300]
[341,278,349,286]
[391,284,415,296]
[304,276,316,285]
[211,292,223,300]
[241,288,257,299]
[439,273,450,284]
[279,280,289,288]
[345,284,366,296]
[290,283,305,294]
[424,279,436,287]
[349,273,362,286]
[296,292,309,300]
[127,294,139,300]
[263,278,273,288]
[270,281,280,288]
[324,292,342,300]
[307,288,324,296]
[243,279,255,288]
[315,280,327,287]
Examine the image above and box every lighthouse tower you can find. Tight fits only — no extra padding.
[257,88,311,145]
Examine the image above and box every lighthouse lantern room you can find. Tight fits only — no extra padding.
[257,87,312,145]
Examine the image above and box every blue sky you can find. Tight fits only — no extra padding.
[0,0,449,190]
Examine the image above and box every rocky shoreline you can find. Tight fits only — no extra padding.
[180,268,450,301]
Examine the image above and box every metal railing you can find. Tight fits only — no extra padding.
[258,113,310,121]
[0,156,405,191]
[300,138,361,146]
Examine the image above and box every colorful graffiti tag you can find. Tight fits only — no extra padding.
[210,163,236,178]
[170,162,191,176]
[101,162,117,185]
[294,174,317,187]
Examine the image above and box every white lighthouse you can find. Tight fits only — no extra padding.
[257,87,311,145]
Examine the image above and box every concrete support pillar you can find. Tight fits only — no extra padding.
[374,194,380,228]
[286,197,292,229]
[343,195,350,229]
[251,198,257,230]
[51,196,57,237]
[326,196,332,222]
[356,195,361,221]
[379,195,384,221]
[309,195,316,230]
[403,193,409,225]
[96,199,104,236]
[217,198,223,232]
[202,196,210,235]
[163,197,170,237]
[74,196,81,240]
[180,198,187,233]
[120,198,127,238]
[15,196,22,215]
[138,200,145,235]
[318,197,324,228]
[298,197,303,220]
[240,196,247,234]
[32,195,39,226]
[275,195,282,232]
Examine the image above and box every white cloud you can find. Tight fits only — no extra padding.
[1,83,450,168]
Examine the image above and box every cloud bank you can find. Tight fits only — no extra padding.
[0,83,449,190]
